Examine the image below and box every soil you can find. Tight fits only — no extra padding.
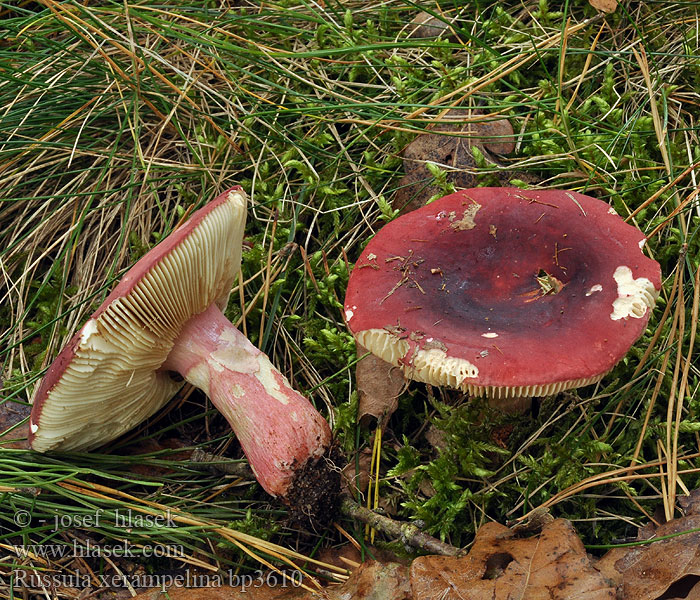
[284,442,342,530]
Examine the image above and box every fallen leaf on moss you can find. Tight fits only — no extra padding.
[402,109,515,173]
[410,519,616,599]
[589,0,618,13]
[341,447,372,496]
[597,511,700,599]
[356,344,405,427]
[409,12,456,40]
[393,109,524,213]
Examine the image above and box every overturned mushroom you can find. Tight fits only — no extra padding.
[30,188,337,518]
[345,187,661,405]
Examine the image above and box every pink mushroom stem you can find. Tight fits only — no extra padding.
[162,303,332,499]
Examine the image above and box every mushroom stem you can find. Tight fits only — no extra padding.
[162,303,332,499]
[488,395,532,414]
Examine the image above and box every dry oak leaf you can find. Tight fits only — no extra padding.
[589,0,618,14]
[410,519,616,600]
[356,344,405,427]
[341,447,372,497]
[409,12,457,41]
[393,109,523,214]
[401,109,515,175]
[597,513,700,599]
[317,542,407,575]
[325,560,411,600]
[126,437,193,477]
[132,582,306,600]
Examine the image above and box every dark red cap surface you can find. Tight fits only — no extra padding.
[345,188,662,398]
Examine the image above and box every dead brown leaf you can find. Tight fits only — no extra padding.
[402,109,515,171]
[356,344,405,427]
[424,425,447,452]
[131,562,411,600]
[393,109,526,213]
[0,398,30,449]
[410,519,616,599]
[99,503,700,600]
[325,561,411,600]
[341,447,372,496]
[589,0,618,14]
[331,497,700,599]
[597,512,700,599]
[125,437,194,476]
[409,11,455,40]
[131,581,307,600]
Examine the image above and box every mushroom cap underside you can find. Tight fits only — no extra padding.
[30,187,247,451]
[345,187,662,398]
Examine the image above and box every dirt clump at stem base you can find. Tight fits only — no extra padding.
[284,443,342,530]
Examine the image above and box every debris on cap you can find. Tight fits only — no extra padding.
[346,187,662,400]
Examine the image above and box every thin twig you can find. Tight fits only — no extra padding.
[340,495,464,557]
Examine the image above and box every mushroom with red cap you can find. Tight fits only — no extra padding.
[344,187,661,404]
[30,187,337,517]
